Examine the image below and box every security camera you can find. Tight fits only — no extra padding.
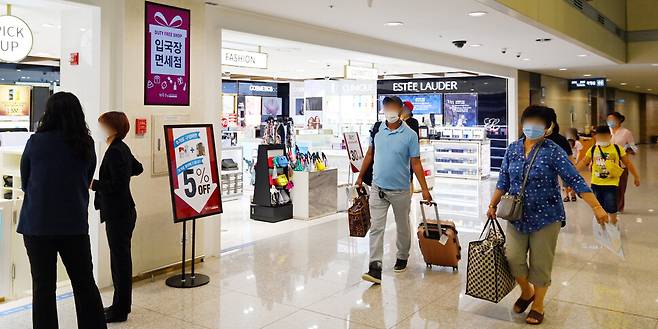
[452,40,467,48]
[516,52,522,58]
[501,48,508,54]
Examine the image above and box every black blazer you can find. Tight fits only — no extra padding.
[18,131,96,236]
[92,139,143,222]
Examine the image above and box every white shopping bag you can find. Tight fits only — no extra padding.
[592,217,625,259]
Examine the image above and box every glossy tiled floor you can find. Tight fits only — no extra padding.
[2,146,658,329]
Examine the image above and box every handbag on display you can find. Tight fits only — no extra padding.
[270,185,281,205]
[273,155,289,168]
[268,156,275,168]
[274,174,289,187]
[278,189,291,204]
[496,141,543,221]
[347,186,371,237]
[465,217,516,303]
[221,158,239,171]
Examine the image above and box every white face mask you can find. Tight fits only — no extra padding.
[384,111,399,123]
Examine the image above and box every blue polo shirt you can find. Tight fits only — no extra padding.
[371,122,420,190]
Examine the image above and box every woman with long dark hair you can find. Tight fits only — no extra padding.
[92,111,143,323]
[17,92,106,329]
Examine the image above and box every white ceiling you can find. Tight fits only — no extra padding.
[214,0,614,70]
[222,30,459,80]
[214,0,658,94]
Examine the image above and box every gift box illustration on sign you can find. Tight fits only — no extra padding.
[148,11,187,93]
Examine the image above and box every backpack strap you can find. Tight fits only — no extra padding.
[614,144,621,163]
[370,121,382,150]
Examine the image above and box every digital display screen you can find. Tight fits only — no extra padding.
[378,94,443,115]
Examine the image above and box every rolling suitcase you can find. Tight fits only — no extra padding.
[417,201,461,270]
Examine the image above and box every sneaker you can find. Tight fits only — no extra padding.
[394,259,408,273]
[361,261,382,284]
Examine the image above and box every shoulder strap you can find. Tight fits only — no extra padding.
[519,140,544,196]
[598,146,607,160]
[590,146,595,159]
[371,121,382,150]
[614,144,621,159]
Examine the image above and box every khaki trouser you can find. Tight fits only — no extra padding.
[505,221,561,287]
[368,185,412,264]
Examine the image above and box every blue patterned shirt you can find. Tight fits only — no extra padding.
[496,139,591,233]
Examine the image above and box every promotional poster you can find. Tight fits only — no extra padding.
[443,93,478,127]
[164,125,222,222]
[0,85,30,117]
[343,132,364,173]
[144,2,190,106]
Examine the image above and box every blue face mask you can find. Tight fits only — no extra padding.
[607,120,617,128]
[523,123,546,140]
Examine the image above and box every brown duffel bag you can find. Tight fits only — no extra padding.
[348,186,371,237]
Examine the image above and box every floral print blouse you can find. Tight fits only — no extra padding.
[496,139,591,234]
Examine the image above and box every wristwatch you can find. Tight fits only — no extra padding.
[488,204,497,209]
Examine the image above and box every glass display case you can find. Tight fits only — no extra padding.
[432,139,490,180]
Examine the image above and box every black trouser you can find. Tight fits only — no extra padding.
[105,208,137,315]
[23,234,107,329]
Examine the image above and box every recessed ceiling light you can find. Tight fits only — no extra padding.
[522,58,530,61]
[42,23,55,28]
[577,54,588,57]
[651,63,658,66]
[385,21,404,26]
[16,69,21,72]
[80,28,87,32]
[583,74,592,77]
[468,11,488,17]
[636,85,641,88]
[620,82,627,85]
[648,89,653,91]
[559,68,567,71]
[469,44,482,47]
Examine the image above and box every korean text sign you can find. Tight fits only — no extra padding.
[145,2,190,106]
[164,125,222,222]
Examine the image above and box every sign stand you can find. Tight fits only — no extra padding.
[165,219,209,288]
[163,124,222,289]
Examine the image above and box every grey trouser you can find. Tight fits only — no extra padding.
[506,221,561,287]
[368,185,412,264]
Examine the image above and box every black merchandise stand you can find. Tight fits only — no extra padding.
[250,144,293,222]
[165,219,210,288]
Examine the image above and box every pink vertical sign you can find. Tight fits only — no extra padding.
[144,2,190,106]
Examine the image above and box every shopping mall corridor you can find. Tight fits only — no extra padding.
[2,146,658,329]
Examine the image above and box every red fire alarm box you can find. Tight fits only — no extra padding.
[135,118,147,135]
[69,52,79,65]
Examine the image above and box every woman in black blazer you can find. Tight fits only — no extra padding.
[91,111,143,323]
[18,92,106,329]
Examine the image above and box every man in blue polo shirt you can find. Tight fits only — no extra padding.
[356,96,432,284]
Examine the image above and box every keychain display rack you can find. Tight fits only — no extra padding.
[250,143,293,222]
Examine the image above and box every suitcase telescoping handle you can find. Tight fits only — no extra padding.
[419,200,442,238]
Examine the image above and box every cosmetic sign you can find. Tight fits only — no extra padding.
[164,124,222,222]
[343,132,364,173]
[145,2,190,106]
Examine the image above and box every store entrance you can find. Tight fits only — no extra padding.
[0,0,101,301]
[218,30,511,249]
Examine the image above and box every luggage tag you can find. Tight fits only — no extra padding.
[438,233,449,245]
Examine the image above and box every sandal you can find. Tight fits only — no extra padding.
[526,310,544,325]
[571,195,577,202]
[513,295,535,314]
[563,196,571,202]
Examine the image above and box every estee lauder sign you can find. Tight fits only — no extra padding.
[392,80,458,93]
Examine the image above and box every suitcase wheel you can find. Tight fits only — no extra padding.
[426,263,432,269]
[452,266,458,271]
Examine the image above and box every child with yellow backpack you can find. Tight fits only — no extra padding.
[576,125,640,225]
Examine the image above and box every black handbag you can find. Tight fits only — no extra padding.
[497,141,543,221]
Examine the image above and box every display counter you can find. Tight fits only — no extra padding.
[413,144,435,192]
[290,168,338,220]
[431,139,490,180]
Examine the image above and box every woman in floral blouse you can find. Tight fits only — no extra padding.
[486,105,608,325]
